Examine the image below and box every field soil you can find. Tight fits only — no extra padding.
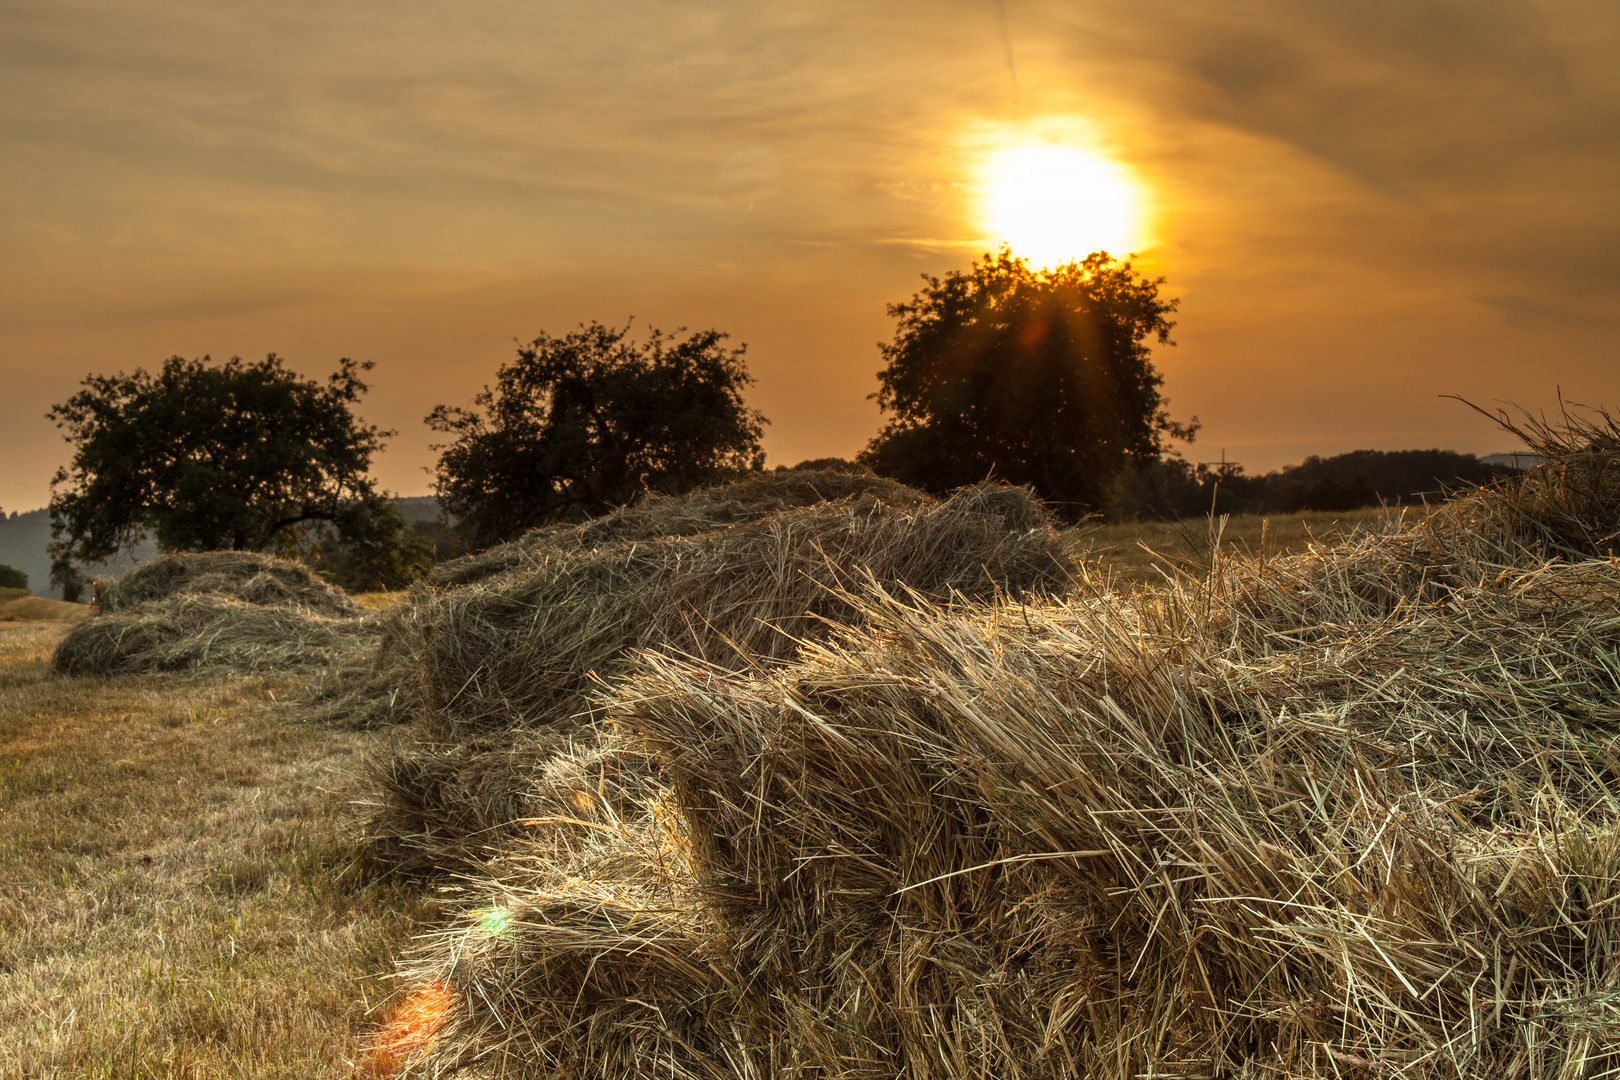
[0,621,428,1078]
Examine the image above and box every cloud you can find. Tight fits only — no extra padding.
[1017,0,1619,317]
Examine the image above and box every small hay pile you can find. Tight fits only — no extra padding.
[0,595,88,623]
[90,549,362,615]
[346,478,1074,875]
[52,551,367,675]
[378,441,1620,1078]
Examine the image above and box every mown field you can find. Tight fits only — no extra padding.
[2,493,1588,1078]
[0,622,433,1078]
[1070,506,1391,585]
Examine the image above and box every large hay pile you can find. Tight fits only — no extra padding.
[52,551,367,675]
[371,441,1620,1078]
[338,475,1076,875]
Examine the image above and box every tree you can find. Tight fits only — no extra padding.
[48,354,424,596]
[859,247,1196,515]
[429,321,768,546]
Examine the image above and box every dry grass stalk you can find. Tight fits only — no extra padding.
[1448,396,1620,563]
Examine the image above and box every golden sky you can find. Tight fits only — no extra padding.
[3,0,1616,509]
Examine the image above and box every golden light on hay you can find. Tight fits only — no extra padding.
[983,142,1142,267]
[359,981,458,1078]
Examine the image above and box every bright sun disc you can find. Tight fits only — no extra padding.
[985,144,1141,267]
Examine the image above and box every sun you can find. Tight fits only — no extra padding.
[983,143,1142,268]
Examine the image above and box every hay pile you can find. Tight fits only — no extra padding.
[311,470,938,729]
[0,595,88,623]
[430,469,932,587]
[52,551,367,675]
[374,441,1620,1078]
[339,475,1076,875]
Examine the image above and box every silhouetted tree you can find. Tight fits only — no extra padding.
[429,321,767,546]
[48,354,424,596]
[0,564,26,591]
[860,248,1196,515]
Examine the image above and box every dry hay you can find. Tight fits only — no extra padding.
[430,468,932,587]
[339,481,1074,876]
[0,595,89,623]
[405,481,1054,731]
[52,551,367,676]
[1449,397,1620,564]
[92,549,362,616]
[376,445,1620,1078]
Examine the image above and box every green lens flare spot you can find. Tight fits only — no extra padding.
[478,907,513,938]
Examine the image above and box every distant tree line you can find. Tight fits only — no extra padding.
[1110,449,1517,520]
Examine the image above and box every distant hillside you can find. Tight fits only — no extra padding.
[0,497,445,598]
[0,509,155,599]
[394,495,445,524]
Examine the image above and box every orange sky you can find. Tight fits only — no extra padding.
[3,0,1617,511]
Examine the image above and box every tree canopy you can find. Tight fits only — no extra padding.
[429,321,768,546]
[48,354,420,596]
[860,248,1195,515]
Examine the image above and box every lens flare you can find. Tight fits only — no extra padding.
[478,906,513,938]
[359,980,457,1078]
[984,143,1142,268]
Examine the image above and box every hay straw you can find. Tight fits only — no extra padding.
[53,551,368,676]
[344,480,1074,876]
[430,469,933,588]
[92,549,362,616]
[385,444,1620,1078]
